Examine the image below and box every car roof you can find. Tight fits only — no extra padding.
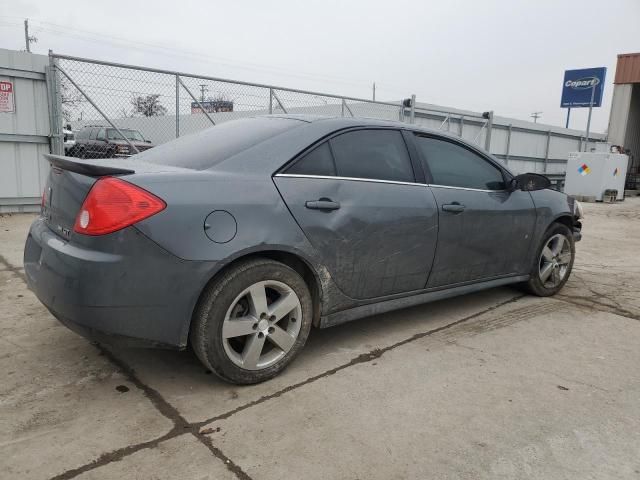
[266,114,466,141]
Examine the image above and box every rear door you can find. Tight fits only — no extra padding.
[274,128,438,300]
[411,134,537,287]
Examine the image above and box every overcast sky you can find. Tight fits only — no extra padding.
[2,0,639,132]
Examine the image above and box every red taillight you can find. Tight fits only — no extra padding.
[74,177,166,235]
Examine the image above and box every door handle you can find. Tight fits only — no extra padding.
[442,203,465,213]
[305,199,341,211]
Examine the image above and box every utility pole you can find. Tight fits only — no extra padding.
[372,82,376,102]
[583,83,596,152]
[530,111,542,123]
[199,84,208,102]
[24,19,37,52]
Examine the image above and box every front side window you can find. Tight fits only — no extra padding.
[286,142,336,176]
[96,128,106,141]
[89,128,98,140]
[415,136,505,190]
[329,130,414,182]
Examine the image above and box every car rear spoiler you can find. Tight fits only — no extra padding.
[45,154,135,176]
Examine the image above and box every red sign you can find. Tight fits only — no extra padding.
[0,81,15,113]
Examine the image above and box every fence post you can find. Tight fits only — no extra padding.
[46,53,63,155]
[409,94,416,124]
[178,77,216,126]
[504,124,512,166]
[271,89,288,114]
[459,116,464,137]
[543,130,551,173]
[175,75,180,138]
[269,88,273,114]
[484,110,494,152]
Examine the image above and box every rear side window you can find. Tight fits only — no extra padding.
[286,142,336,176]
[330,130,414,182]
[89,128,98,140]
[415,136,505,190]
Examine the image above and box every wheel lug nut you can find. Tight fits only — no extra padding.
[269,315,276,322]
[268,327,275,333]
[290,318,296,323]
[260,313,267,320]
[258,332,264,338]
[252,323,258,330]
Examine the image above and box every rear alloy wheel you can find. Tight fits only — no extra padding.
[222,280,302,370]
[191,258,312,384]
[524,223,575,296]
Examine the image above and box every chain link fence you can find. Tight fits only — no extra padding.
[49,54,418,160]
[48,52,604,183]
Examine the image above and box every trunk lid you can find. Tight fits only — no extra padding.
[42,155,188,240]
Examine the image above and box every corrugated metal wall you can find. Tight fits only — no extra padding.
[0,49,51,213]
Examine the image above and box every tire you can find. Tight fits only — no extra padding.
[79,148,87,159]
[523,222,575,297]
[190,258,313,384]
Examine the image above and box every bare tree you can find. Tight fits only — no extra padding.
[59,76,84,121]
[131,94,167,117]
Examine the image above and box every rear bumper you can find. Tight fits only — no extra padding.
[24,217,216,348]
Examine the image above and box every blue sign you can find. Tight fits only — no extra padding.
[560,67,606,108]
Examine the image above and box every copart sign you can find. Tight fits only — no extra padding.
[560,67,606,108]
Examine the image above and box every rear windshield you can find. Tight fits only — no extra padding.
[140,117,302,170]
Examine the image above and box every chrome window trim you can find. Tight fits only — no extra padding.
[428,184,507,193]
[274,173,423,187]
[275,173,507,193]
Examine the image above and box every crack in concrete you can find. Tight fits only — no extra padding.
[0,252,27,284]
[0,263,251,480]
[556,294,639,321]
[47,294,526,480]
[50,345,253,480]
[191,294,526,428]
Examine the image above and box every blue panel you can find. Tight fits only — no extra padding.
[560,67,607,108]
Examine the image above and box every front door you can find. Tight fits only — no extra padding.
[275,129,438,300]
[411,134,537,288]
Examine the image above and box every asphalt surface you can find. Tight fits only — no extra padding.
[1,198,639,479]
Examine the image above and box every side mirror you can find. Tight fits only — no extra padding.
[512,173,551,192]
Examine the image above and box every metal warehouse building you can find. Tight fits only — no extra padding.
[608,52,640,190]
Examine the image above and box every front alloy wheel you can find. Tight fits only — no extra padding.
[538,233,572,288]
[524,222,575,297]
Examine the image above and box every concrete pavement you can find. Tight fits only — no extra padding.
[1,198,639,479]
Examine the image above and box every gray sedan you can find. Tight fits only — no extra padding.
[24,115,582,384]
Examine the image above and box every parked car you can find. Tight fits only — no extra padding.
[70,125,154,159]
[63,127,76,155]
[25,115,583,384]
